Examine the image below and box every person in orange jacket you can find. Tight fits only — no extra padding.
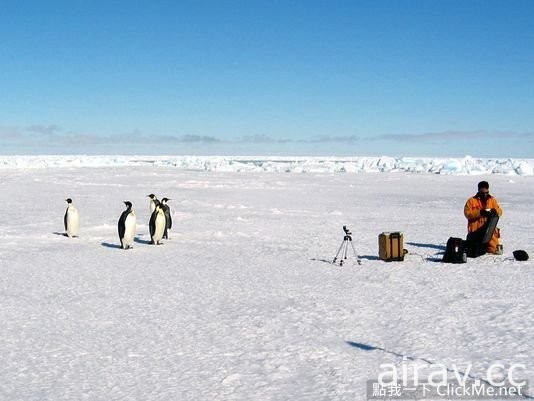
[464,181,503,254]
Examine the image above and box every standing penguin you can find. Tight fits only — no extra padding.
[118,201,136,249]
[64,198,79,238]
[161,197,172,239]
[147,194,158,214]
[149,200,166,245]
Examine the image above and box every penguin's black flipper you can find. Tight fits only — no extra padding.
[166,210,172,230]
[149,210,157,238]
[64,209,68,231]
[118,210,128,240]
[162,204,172,230]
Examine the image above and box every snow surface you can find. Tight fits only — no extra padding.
[0,164,533,400]
[1,155,534,175]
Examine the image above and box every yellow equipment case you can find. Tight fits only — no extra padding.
[379,232,405,261]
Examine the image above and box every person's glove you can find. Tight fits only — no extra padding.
[480,209,491,217]
[490,208,497,216]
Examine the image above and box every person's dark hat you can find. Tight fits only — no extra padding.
[513,250,529,261]
[478,181,489,190]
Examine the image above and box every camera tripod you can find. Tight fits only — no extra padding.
[333,226,361,266]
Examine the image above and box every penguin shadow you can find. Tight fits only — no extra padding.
[101,242,122,249]
[53,232,80,238]
[134,236,153,245]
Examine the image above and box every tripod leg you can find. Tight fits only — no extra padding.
[350,240,362,264]
[350,241,358,258]
[345,240,350,260]
[333,240,345,264]
[340,240,349,266]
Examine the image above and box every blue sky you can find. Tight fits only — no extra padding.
[1,0,533,157]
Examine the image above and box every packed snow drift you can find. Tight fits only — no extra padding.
[0,161,533,400]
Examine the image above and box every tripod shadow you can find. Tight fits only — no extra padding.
[310,258,333,264]
[359,255,380,261]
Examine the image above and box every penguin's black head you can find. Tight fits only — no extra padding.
[147,194,156,200]
[161,197,171,203]
[123,201,133,209]
[65,198,73,204]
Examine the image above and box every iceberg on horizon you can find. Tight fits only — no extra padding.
[0,155,533,176]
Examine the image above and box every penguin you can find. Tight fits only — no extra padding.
[118,201,136,249]
[64,198,79,238]
[147,194,158,214]
[160,197,172,239]
[149,200,166,245]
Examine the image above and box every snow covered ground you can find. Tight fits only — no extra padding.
[0,164,533,400]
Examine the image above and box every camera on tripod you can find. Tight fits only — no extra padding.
[333,225,360,266]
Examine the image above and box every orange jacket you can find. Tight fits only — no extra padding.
[464,195,502,233]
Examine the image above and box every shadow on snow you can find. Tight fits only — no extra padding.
[406,242,446,251]
[101,242,122,249]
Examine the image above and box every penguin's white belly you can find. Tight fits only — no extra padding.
[153,213,165,243]
[66,208,79,237]
[122,212,136,248]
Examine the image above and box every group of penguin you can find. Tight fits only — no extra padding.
[63,194,172,249]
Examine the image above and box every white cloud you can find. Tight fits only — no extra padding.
[370,130,533,143]
[26,124,62,136]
